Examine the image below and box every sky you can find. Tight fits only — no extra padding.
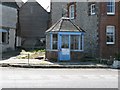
[22,0,50,12]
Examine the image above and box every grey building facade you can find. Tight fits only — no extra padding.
[19,0,50,49]
[0,1,19,54]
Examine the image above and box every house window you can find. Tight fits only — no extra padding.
[107,0,115,15]
[2,32,8,44]
[71,35,79,50]
[61,35,69,48]
[71,35,83,51]
[80,35,83,50]
[69,4,75,19]
[91,4,96,15]
[106,26,115,44]
[52,34,58,49]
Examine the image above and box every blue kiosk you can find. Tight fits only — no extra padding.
[46,17,85,61]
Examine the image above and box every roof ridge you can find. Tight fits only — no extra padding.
[46,18,62,33]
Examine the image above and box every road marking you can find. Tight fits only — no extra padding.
[82,75,99,79]
[3,74,119,81]
[100,75,118,79]
[7,75,23,80]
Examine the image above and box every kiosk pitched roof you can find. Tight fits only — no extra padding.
[46,17,85,33]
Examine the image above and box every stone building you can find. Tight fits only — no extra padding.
[19,0,50,49]
[50,1,120,59]
[51,1,99,59]
[0,1,19,54]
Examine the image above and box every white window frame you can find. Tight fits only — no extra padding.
[52,34,58,50]
[70,34,84,51]
[91,4,96,15]
[106,26,115,44]
[107,0,115,15]
[70,35,79,50]
[69,4,75,19]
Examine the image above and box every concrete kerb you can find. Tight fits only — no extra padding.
[0,59,112,68]
[0,63,111,68]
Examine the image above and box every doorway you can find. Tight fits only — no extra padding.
[59,35,70,61]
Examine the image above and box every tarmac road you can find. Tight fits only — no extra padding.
[0,67,119,88]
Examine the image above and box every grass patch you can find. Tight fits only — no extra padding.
[16,49,45,59]
[30,49,46,53]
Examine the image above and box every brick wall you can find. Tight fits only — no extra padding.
[118,2,120,53]
[70,51,84,61]
[98,2,119,59]
[46,51,58,61]
[46,51,84,61]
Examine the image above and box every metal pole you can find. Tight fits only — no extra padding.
[28,54,30,65]
[0,43,2,60]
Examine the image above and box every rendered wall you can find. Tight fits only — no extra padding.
[0,4,17,53]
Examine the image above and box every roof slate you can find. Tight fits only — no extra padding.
[46,17,85,33]
[0,0,19,9]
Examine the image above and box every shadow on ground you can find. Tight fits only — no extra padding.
[2,50,21,60]
[49,57,113,66]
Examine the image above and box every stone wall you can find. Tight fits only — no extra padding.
[76,2,98,58]
[51,2,67,25]
[51,2,98,58]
